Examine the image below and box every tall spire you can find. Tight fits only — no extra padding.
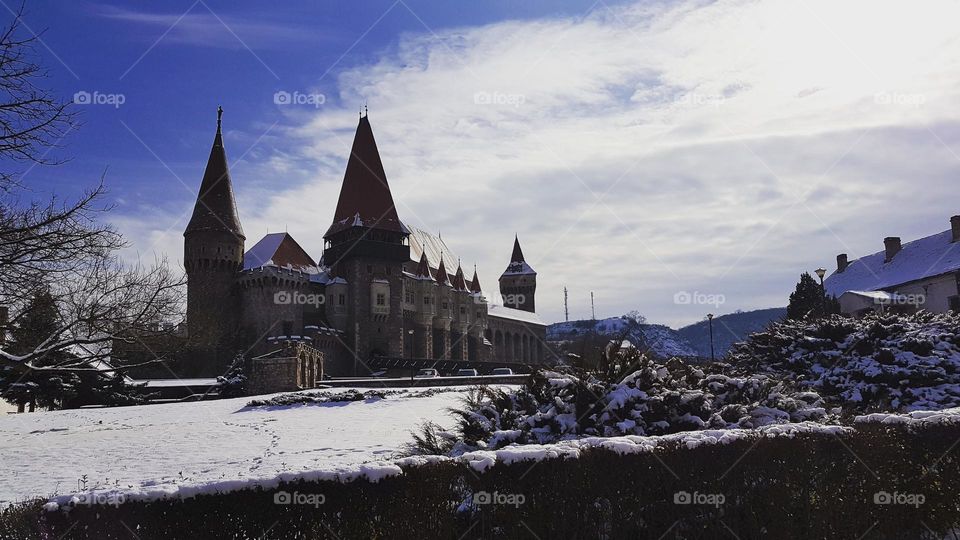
[324,114,407,238]
[184,106,244,239]
[470,265,482,294]
[510,234,525,263]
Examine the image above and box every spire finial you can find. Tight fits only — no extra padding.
[217,105,223,131]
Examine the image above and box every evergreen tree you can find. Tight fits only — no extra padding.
[787,272,841,320]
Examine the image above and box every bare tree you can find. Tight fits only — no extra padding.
[0,6,185,378]
[0,2,75,191]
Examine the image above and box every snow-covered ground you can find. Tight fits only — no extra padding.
[0,387,478,506]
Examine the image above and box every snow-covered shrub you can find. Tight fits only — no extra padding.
[726,311,960,412]
[447,350,829,452]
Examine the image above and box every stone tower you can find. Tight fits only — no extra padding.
[322,112,409,373]
[183,107,245,374]
[498,235,536,312]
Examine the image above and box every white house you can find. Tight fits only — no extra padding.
[824,216,960,317]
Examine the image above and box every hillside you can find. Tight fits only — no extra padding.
[547,317,698,359]
[548,308,786,361]
[677,307,786,359]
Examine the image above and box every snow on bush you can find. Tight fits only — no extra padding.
[726,311,960,412]
[442,355,830,453]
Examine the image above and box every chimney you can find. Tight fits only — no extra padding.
[836,253,848,273]
[951,215,960,243]
[884,237,901,262]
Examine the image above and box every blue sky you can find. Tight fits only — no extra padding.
[12,0,960,327]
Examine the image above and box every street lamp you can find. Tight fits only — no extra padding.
[815,267,827,316]
[706,313,715,362]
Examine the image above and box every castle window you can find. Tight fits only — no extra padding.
[442,302,448,310]
[424,296,430,305]
[460,306,466,315]
[338,294,345,306]
[376,293,386,306]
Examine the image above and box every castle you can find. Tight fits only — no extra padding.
[182,108,547,377]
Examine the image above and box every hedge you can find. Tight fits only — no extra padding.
[3,422,959,539]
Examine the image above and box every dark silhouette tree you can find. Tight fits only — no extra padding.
[787,272,840,320]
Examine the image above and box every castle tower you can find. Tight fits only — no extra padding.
[322,112,409,372]
[498,235,536,312]
[183,107,245,374]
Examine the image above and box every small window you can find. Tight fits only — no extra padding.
[460,306,466,315]
[424,296,430,305]
[442,302,448,310]
[376,293,386,306]
[338,294,345,306]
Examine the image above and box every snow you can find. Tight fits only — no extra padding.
[0,386,488,506]
[824,229,960,296]
[135,378,219,388]
[855,406,960,427]
[548,317,699,359]
[488,304,545,326]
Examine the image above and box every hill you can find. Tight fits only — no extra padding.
[547,316,698,359]
[677,307,786,359]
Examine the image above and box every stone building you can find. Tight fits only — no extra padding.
[182,108,547,377]
[824,215,960,317]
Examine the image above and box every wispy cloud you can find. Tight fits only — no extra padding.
[122,0,960,327]
[91,4,321,49]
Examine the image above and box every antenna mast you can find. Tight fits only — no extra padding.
[590,291,596,320]
[563,287,569,322]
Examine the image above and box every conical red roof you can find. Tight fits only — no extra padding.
[184,107,244,239]
[415,249,433,280]
[510,235,525,262]
[435,256,450,286]
[452,263,467,291]
[324,115,407,237]
[469,267,482,293]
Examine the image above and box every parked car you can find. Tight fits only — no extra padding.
[414,368,439,378]
[491,367,514,375]
[455,368,479,377]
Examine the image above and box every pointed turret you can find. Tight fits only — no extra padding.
[499,234,536,313]
[324,114,407,238]
[469,266,482,294]
[435,256,450,286]
[185,106,244,239]
[452,262,467,291]
[510,235,525,264]
[415,248,433,280]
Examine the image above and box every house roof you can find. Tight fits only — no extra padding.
[243,232,319,273]
[184,107,244,239]
[324,115,407,237]
[825,228,960,296]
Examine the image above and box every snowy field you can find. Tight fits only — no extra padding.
[0,387,480,506]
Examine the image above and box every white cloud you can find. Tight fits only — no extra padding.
[124,0,960,327]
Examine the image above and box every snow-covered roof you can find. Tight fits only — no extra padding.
[243,232,320,274]
[825,229,960,296]
[406,224,460,271]
[501,260,536,276]
[488,304,545,326]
